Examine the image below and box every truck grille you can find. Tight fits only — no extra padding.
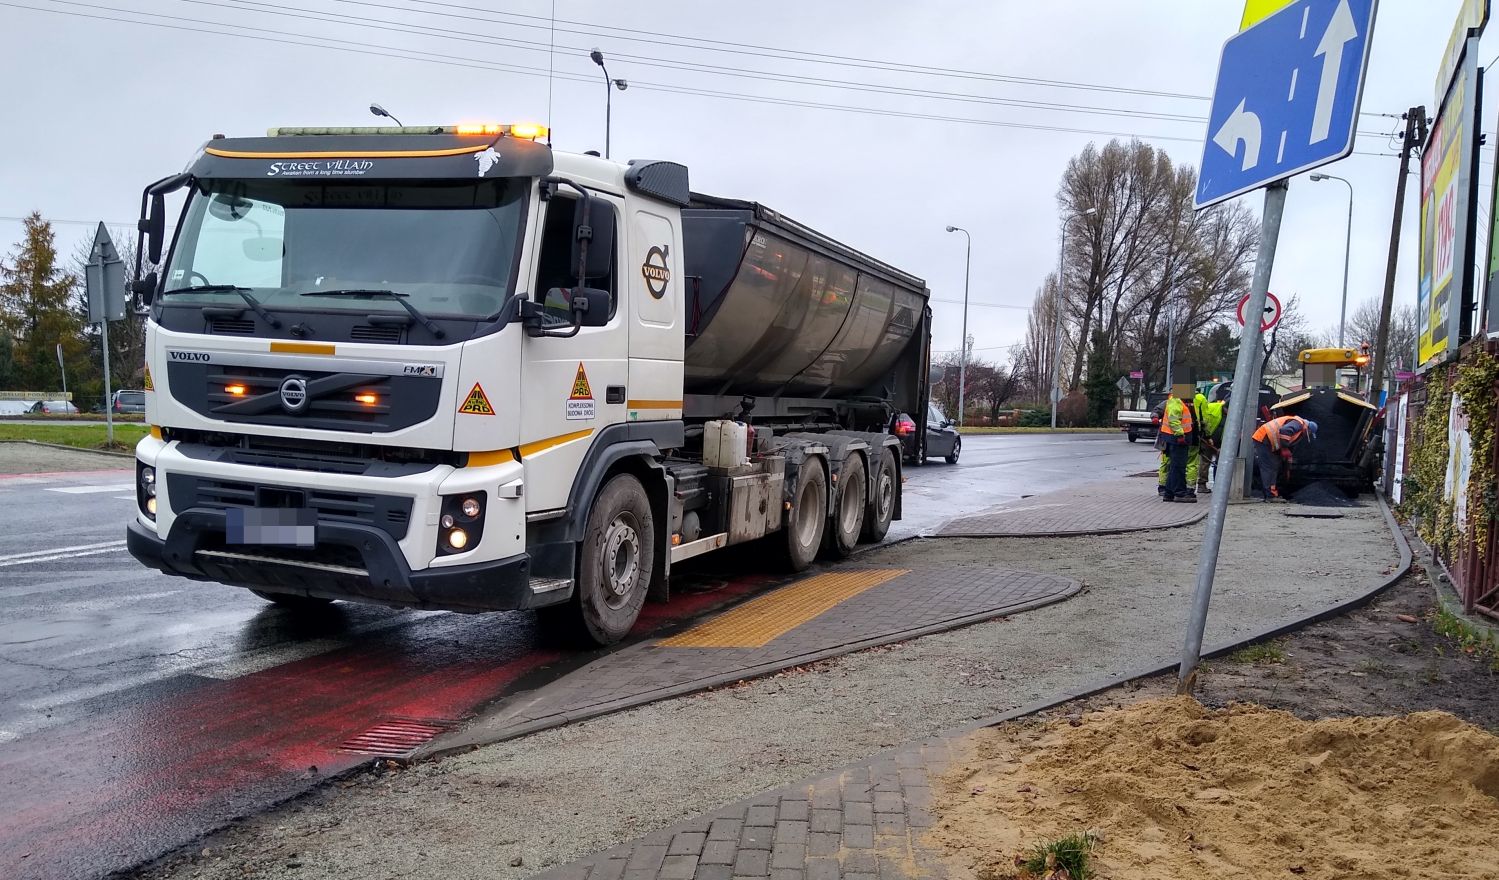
[350,324,403,342]
[207,317,257,335]
[166,362,441,433]
[166,474,415,541]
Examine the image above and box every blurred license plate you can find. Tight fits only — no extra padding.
[226,508,316,546]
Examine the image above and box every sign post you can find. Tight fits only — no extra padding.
[1179,0,1379,695]
[85,223,127,446]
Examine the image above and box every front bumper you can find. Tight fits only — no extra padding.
[127,511,561,612]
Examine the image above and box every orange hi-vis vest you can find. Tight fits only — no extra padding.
[1252,415,1308,451]
[1161,395,1194,436]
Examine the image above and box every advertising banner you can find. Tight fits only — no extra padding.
[1418,44,1481,367]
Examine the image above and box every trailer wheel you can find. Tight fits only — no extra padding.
[250,590,334,610]
[860,447,897,544]
[780,459,827,571]
[823,453,867,558]
[544,474,655,647]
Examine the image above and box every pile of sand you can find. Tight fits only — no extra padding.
[930,697,1499,879]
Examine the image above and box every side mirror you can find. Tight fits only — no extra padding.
[131,271,159,307]
[572,287,611,327]
[144,193,166,264]
[570,196,616,281]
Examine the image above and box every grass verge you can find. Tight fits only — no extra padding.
[1226,641,1287,665]
[0,423,148,450]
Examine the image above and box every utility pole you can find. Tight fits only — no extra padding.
[945,226,972,426]
[1368,107,1426,405]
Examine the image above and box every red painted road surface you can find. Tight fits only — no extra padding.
[0,574,771,880]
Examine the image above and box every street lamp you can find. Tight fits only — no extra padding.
[1311,173,1354,345]
[1050,207,1097,429]
[589,50,629,158]
[368,103,404,127]
[945,225,972,428]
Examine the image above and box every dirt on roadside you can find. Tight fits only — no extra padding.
[931,697,1499,880]
[0,441,132,475]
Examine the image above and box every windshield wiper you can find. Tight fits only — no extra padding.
[163,285,282,329]
[299,289,445,339]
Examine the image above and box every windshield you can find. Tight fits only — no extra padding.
[163,178,527,320]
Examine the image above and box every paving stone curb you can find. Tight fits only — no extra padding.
[0,439,134,459]
[528,493,1412,880]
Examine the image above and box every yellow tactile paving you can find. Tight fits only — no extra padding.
[658,569,910,649]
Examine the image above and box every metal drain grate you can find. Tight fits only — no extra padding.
[338,718,453,756]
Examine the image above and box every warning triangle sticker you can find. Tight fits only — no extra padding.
[143,365,154,392]
[570,363,593,400]
[459,383,495,415]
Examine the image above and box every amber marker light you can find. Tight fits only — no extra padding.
[355,392,379,405]
[225,384,248,396]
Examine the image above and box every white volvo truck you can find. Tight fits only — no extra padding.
[125,123,932,645]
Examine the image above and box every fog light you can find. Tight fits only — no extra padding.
[146,481,157,498]
[440,513,455,529]
[447,528,468,550]
[146,497,157,516]
[140,466,155,487]
[460,497,481,518]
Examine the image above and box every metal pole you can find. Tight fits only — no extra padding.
[1369,107,1424,405]
[957,232,971,427]
[1163,304,1176,390]
[101,317,114,446]
[604,66,612,159]
[1177,180,1289,695]
[1049,224,1068,429]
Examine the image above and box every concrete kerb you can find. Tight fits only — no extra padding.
[0,439,134,459]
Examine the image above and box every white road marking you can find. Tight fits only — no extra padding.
[114,496,135,500]
[46,483,135,495]
[0,540,128,567]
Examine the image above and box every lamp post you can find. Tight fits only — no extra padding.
[368,103,404,127]
[1050,207,1097,429]
[1311,172,1354,346]
[944,225,972,427]
[589,50,629,158]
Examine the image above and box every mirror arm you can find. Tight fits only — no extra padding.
[542,175,594,291]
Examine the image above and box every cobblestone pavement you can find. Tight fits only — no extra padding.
[534,738,958,880]
[428,567,1078,754]
[937,478,1205,537]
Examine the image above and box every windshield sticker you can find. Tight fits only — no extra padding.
[566,362,595,421]
[459,383,495,416]
[266,159,375,177]
[642,245,671,299]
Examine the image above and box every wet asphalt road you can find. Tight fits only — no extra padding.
[0,433,1153,879]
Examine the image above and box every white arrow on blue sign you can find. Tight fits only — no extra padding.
[1195,0,1379,209]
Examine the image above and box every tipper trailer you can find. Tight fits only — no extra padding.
[125,123,932,645]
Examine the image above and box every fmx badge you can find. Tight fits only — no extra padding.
[567,362,596,421]
[459,383,495,415]
[642,245,671,299]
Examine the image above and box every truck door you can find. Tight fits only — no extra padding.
[519,191,629,515]
[626,207,685,423]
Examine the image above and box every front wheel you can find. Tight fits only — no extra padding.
[543,473,655,647]
[780,459,828,571]
[823,453,867,559]
[1127,433,1138,443]
[945,437,961,465]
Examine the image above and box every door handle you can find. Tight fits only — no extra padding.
[606,385,626,404]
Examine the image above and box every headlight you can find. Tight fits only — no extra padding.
[461,497,481,519]
[137,464,157,521]
[436,492,486,555]
[447,528,469,550]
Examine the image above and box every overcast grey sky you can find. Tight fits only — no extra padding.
[0,0,1490,367]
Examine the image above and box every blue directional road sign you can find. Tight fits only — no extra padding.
[1195,0,1379,209]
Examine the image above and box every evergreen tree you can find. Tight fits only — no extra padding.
[0,213,88,394]
[1083,329,1117,426]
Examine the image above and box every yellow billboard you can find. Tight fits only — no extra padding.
[1419,75,1468,366]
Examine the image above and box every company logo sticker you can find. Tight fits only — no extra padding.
[642,245,671,299]
[167,350,214,362]
[475,147,501,176]
[267,159,375,177]
[460,383,495,415]
[402,363,441,377]
[566,362,595,421]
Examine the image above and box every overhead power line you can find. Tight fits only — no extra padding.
[6,1,1404,157]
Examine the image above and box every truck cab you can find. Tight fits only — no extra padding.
[126,123,928,645]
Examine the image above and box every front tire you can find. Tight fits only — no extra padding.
[1127,433,1138,443]
[945,437,961,465]
[823,453,867,558]
[780,459,828,571]
[861,447,897,544]
[543,473,655,647]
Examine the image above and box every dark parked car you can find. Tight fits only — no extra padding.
[923,403,961,464]
[111,390,146,414]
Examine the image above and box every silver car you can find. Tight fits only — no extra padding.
[111,390,147,414]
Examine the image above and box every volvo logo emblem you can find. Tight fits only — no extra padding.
[279,376,310,414]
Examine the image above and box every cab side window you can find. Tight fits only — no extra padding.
[534,194,618,322]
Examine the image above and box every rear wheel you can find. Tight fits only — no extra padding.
[1127,433,1138,443]
[780,459,827,571]
[250,590,334,610]
[861,447,897,543]
[945,437,961,465]
[541,474,655,647]
[823,453,867,558]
